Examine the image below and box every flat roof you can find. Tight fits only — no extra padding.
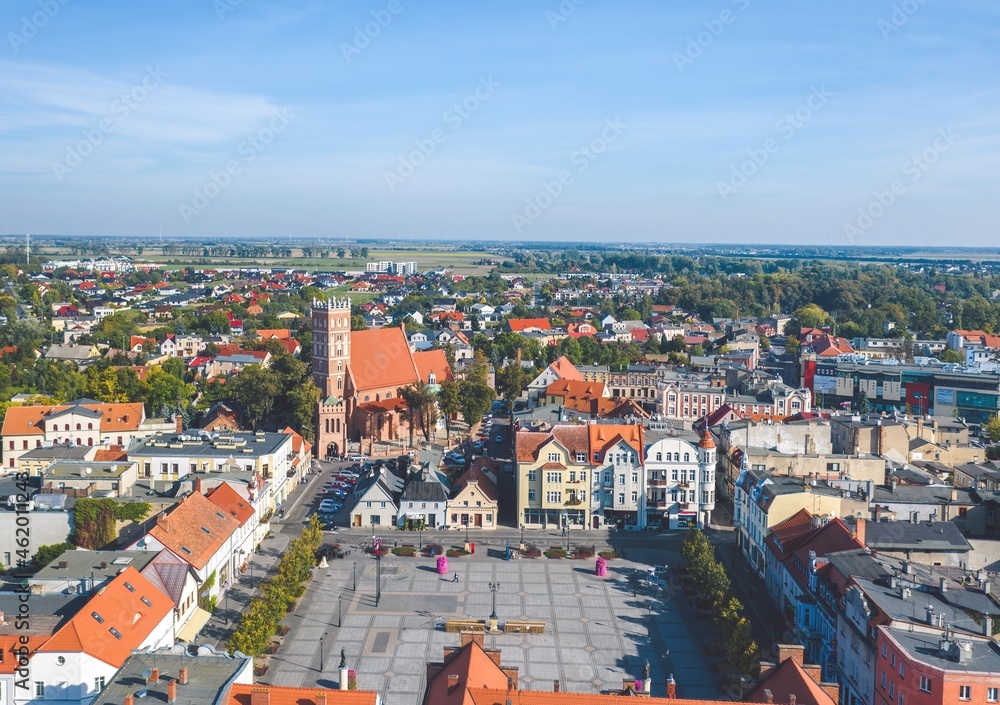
[133,432,290,458]
[44,461,136,479]
[885,626,1000,674]
[31,549,158,583]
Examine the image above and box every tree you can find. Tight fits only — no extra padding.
[144,367,193,417]
[495,361,529,409]
[458,380,495,428]
[437,379,461,442]
[288,381,321,443]
[792,303,832,330]
[725,617,759,680]
[227,365,279,429]
[33,542,73,568]
[857,390,871,414]
[940,349,964,364]
[399,385,424,448]
[985,417,1000,443]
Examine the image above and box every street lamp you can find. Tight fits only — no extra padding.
[464,517,470,544]
[338,593,343,627]
[419,521,423,551]
[352,561,357,592]
[519,523,525,549]
[319,634,324,672]
[562,512,570,553]
[488,581,500,631]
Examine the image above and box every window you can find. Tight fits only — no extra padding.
[618,474,625,484]
[95,677,106,693]
[35,682,45,698]
[898,664,904,678]
[918,677,931,693]
[575,452,586,462]
[959,685,971,701]
[882,645,887,658]
[528,470,536,481]
[632,473,638,484]
[109,627,122,639]
[889,653,895,667]
[92,611,104,623]
[528,489,536,501]
[545,492,561,503]
[370,515,380,526]
[888,682,894,699]
[631,492,637,503]
[546,472,562,483]
[547,452,560,462]
[656,453,662,461]
[684,453,690,462]
[987,687,998,702]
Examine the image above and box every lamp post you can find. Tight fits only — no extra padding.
[562,511,570,553]
[419,522,423,551]
[488,581,500,632]
[319,634,324,672]
[464,517,470,545]
[519,523,525,549]
[352,561,357,592]
[338,593,343,627]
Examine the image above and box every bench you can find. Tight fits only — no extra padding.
[445,619,487,633]
[503,620,545,634]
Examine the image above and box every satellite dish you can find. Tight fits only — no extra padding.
[85,467,93,475]
[141,668,152,681]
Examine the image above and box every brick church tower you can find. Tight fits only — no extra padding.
[312,298,351,458]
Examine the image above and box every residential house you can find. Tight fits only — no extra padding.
[642,431,715,530]
[447,460,498,531]
[398,465,450,529]
[527,356,581,403]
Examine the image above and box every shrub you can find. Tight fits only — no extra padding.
[544,549,568,559]
[598,550,619,559]
[426,543,444,556]
[574,545,595,558]
[522,545,541,558]
[446,548,468,558]
[392,546,416,557]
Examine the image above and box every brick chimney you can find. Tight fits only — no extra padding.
[125,695,134,705]
[176,415,183,434]
[179,667,188,685]
[819,683,840,702]
[148,668,159,684]
[460,632,484,649]
[789,696,796,705]
[194,477,203,495]
[167,680,176,703]
[553,681,560,692]
[250,688,270,705]
[854,518,866,547]
[777,644,805,667]
[763,690,773,704]
[666,674,676,699]
[315,692,327,705]
[447,675,460,691]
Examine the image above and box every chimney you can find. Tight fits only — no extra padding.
[315,693,326,705]
[148,668,159,684]
[125,695,134,705]
[940,577,949,593]
[854,518,866,547]
[763,690,773,704]
[167,681,176,703]
[194,477,202,495]
[250,688,270,705]
[951,489,958,502]
[176,415,183,434]
[789,696,797,705]
[58,560,68,569]
[666,674,677,699]
[777,644,805,667]
[447,675,460,691]
[158,515,169,532]
[179,667,188,685]
[553,681,560,692]
[819,683,840,702]
[926,605,935,625]
[984,616,993,637]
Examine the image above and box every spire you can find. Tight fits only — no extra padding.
[698,428,716,449]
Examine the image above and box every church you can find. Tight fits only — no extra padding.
[312,298,452,458]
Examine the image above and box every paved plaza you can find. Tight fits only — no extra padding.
[263,548,724,705]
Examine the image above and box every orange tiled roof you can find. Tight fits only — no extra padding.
[425,640,511,705]
[148,492,241,570]
[256,328,292,340]
[206,482,255,527]
[548,355,582,381]
[94,446,128,462]
[413,349,454,384]
[349,327,421,392]
[468,689,741,705]
[506,318,552,332]
[544,379,606,400]
[38,567,172,668]
[0,636,49,674]
[747,657,836,705]
[589,424,644,462]
[1,401,145,437]
[953,329,1000,348]
[228,684,377,705]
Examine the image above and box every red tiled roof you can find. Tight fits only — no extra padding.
[413,349,454,384]
[424,640,511,705]
[206,481,255,527]
[148,492,241,570]
[506,318,552,332]
[228,684,376,705]
[349,327,421,392]
[589,424,644,462]
[548,356,581,381]
[747,657,836,705]
[1,401,145,436]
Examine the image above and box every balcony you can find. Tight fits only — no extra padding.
[647,478,667,488]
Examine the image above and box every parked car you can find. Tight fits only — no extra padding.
[346,453,367,462]
[319,499,339,512]
[494,435,503,443]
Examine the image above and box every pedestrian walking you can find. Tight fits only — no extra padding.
[453,573,459,583]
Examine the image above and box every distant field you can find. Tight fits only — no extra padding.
[126,248,506,275]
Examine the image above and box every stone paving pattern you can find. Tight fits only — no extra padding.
[265,551,723,705]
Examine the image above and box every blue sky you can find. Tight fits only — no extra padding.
[1,0,997,245]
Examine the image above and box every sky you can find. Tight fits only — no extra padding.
[0,0,998,246]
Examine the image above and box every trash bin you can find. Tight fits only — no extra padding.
[470,542,475,554]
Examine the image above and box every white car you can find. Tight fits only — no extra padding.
[346,453,367,462]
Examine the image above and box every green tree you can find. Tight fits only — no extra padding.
[437,379,461,442]
[458,380,495,428]
[33,542,73,568]
[985,417,1000,443]
[288,381,321,443]
[144,367,193,417]
[495,361,529,409]
[725,617,759,680]
[857,390,871,414]
[227,365,279,429]
[940,349,964,364]
[792,303,832,330]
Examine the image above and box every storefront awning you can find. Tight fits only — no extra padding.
[176,607,212,643]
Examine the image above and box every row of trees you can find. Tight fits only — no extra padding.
[680,531,759,681]
[228,517,323,656]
